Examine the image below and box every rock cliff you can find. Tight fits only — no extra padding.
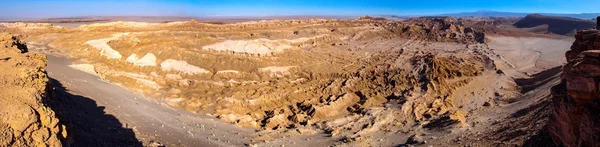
[549,29,600,146]
[0,33,66,146]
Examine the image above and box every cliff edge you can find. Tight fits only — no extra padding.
[0,33,66,146]
[549,29,600,146]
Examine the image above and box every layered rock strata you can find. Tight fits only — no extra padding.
[0,33,66,146]
[549,29,600,146]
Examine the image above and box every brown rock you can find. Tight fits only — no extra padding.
[0,33,65,146]
[549,29,600,146]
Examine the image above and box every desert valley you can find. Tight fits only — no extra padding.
[1,6,599,147]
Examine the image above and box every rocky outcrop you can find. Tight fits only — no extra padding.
[214,50,483,131]
[386,17,486,43]
[0,33,66,146]
[549,29,600,146]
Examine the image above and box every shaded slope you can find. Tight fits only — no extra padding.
[514,14,595,35]
[45,78,142,147]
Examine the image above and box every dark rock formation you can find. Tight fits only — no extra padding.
[385,17,486,43]
[549,29,600,146]
[514,14,595,35]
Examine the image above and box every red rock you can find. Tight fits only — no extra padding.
[549,29,600,147]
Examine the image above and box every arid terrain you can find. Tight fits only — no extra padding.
[0,14,598,147]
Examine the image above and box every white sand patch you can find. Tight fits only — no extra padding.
[202,39,293,56]
[227,79,240,84]
[160,59,211,75]
[202,34,339,56]
[126,53,157,66]
[68,64,98,76]
[258,66,296,77]
[85,33,129,59]
[216,70,240,74]
[134,53,157,66]
[126,53,138,63]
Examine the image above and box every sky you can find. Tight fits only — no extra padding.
[1,0,599,19]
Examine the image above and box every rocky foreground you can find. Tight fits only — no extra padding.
[0,33,66,146]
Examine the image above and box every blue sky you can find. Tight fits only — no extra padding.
[1,0,599,19]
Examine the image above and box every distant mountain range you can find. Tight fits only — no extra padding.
[439,10,600,20]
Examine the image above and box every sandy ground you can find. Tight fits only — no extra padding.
[46,54,254,146]
[487,35,575,75]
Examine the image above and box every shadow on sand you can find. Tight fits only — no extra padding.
[44,78,143,147]
[500,66,563,147]
[514,66,563,93]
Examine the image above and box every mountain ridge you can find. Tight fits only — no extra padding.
[439,10,600,20]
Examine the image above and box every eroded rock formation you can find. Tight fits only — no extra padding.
[549,29,600,146]
[0,33,66,146]
[2,17,497,145]
[386,17,486,43]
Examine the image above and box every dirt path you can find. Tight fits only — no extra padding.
[46,54,254,147]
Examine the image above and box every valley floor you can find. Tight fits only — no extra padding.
[46,53,254,146]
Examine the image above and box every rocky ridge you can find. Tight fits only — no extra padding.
[549,29,600,146]
[386,17,486,43]
[0,33,66,146]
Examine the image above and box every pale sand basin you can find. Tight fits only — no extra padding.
[487,36,574,72]
[160,59,211,75]
[201,34,338,56]
[85,33,129,59]
[202,39,293,56]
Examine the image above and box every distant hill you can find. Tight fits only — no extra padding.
[513,14,595,35]
[440,10,600,20]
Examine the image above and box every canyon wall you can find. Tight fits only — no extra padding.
[549,29,600,146]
